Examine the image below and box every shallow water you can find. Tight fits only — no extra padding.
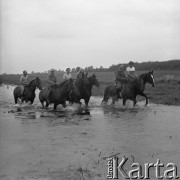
[0,85,180,180]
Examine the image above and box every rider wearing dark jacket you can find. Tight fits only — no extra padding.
[20,70,29,98]
[115,64,127,99]
[47,69,57,103]
[115,65,126,84]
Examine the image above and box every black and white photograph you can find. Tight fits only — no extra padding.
[0,0,180,179]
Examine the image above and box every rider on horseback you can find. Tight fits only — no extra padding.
[75,68,92,104]
[126,61,145,92]
[76,68,85,81]
[63,68,72,81]
[126,61,137,79]
[47,69,57,104]
[20,70,29,99]
[115,64,127,99]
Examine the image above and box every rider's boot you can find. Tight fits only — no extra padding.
[47,90,52,104]
[21,89,26,101]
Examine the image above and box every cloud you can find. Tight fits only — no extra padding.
[1,0,180,73]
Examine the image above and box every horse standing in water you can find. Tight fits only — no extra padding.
[74,73,99,106]
[101,85,119,105]
[13,77,42,104]
[39,78,78,110]
[102,71,155,106]
[121,71,155,106]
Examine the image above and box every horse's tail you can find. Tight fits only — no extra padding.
[101,85,112,104]
[39,89,47,106]
[39,91,43,102]
[13,86,22,104]
[13,88,18,104]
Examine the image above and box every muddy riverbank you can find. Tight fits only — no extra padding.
[0,85,180,180]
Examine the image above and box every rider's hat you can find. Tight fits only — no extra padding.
[66,68,70,71]
[50,69,55,72]
[23,70,27,74]
[129,61,134,65]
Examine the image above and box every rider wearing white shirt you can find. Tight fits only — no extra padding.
[63,68,72,81]
[126,61,137,79]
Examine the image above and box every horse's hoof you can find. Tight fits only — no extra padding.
[17,107,22,112]
[101,101,105,105]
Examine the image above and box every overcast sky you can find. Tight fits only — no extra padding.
[1,0,180,74]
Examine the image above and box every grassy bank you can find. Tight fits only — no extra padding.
[91,81,180,106]
[1,70,180,105]
[91,70,180,106]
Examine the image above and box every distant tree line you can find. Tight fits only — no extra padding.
[78,59,180,72]
[0,59,180,85]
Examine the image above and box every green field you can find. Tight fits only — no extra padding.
[88,70,180,105]
[1,70,180,105]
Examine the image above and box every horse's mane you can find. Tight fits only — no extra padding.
[88,74,95,81]
[76,75,88,83]
[27,78,36,87]
[139,72,149,79]
[56,79,70,88]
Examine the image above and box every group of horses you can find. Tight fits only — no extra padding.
[13,71,155,110]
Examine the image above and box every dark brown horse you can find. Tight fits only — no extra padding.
[74,74,99,106]
[102,71,155,106]
[39,78,77,110]
[121,71,155,106]
[13,77,42,104]
[101,84,118,105]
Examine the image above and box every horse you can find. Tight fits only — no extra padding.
[101,71,155,106]
[121,71,155,106]
[101,84,118,105]
[13,77,42,104]
[39,78,77,110]
[74,73,99,106]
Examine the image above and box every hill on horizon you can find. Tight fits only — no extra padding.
[0,59,180,86]
[1,59,180,75]
[109,59,180,71]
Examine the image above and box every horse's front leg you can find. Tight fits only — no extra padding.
[111,96,116,106]
[45,101,49,108]
[62,101,66,108]
[84,98,90,107]
[139,92,148,106]
[54,103,57,110]
[123,98,127,106]
[74,98,81,105]
[30,94,36,104]
[133,95,137,107]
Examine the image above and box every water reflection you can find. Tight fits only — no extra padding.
[1,85,180,180]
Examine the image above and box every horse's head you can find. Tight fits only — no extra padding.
[89,74,100,87]
[147,70,155,87]
[66,78,81,98]
[81,72,89,86]
[35,77,43,90]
